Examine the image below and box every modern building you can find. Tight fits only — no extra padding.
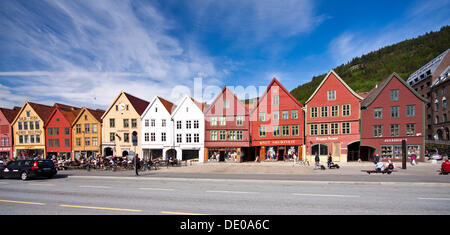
[0,107,21,160]
[11,102,54,159]
[141,96,176,161]
[250,78,304,161]
[171,95,206,162]
[361,73,428,162]
[305,70,364,162]
[72,107,105,160]
[204,86,252,162]
[101,91,150,158]
[44,104,80,159]
[407,49,450,143]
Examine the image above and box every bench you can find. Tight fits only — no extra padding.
[362,169,394,175]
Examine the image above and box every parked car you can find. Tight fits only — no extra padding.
[0,160,57,180]
[429,153,443,161]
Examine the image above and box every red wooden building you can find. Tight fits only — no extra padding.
[305,70,364,162]
[360,73,428,162]
[44,104,80,159]
[0,107,21,160]
[204,86,252,162]
[250,78,304,161]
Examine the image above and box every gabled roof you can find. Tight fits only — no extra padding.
[157,96,176,114]
[171,95,205,117]
[101,91,150,120]
[305,70,363,104]
[191,97,207,112]
[361,72,429,108]
[250,77,303,114]
[71,107,105,126]
[44,103,81,126]
[12,101,54,125]
[204,86,249,115]
[0,107,21,124]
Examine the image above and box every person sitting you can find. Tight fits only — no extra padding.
[375,161,385,171]
[441,157,450,173]
[386,160,394,170]
[327,154,333,168]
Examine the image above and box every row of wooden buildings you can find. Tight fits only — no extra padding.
[0,68,434,163]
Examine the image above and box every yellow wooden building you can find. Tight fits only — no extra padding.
[71,107,105,160]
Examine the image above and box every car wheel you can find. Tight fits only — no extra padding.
[21,171,28,181]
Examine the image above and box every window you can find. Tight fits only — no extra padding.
[210,117,217,126]
[321,107,328,117]
[177,121,182,129]
[162,119,166,127]
[54,139,59,147]
[342,122,350,134]
[35,121,39,130]
[92,137,98,146]
[291,110,298,119]
[390,124,400,137]
[145,119,149,127]
[161,133,167,142]
[124,133,129,142]
[236,116,244,126]
[237,130,243,140]
[26,111,30,117]
[76,138,82,146]
[311,107,318,118]
[342,104,351,116]
[219,117,226,126]
[210,131,217,141]
[328,90,336,100]
[19,135,23,144]
[390,89,399,101]
[48,139,53,147]
[259,112,266,122]
[272,96,279,106]
[444,114,448,122]
[291,125,299,136]
[151,119,156,127]
[65,127,70,135]
[144,133,149,142]
[259,126,266,137]
[310,124,318,136]
[110,133,115,141]
[29,121,34,130]
[84,124,90,133]
[194,133,199,143]
[406,105,416,117]
[273,126,280,137]
[18,122,22,130]
[186,120,192,129]
[65,139,70,147]
[23,122,28,130]
[282,111,289,120]
[110,118,115,128]
[273,111,279,121]
[194,120,199,129]
[30,135,34,144]
[92,124,97,133]
[374,108,383,119]
[48,128,53,136]
[76,124,81,134]
[406,124,416,136]
[282,125,290,136]
[320,123,328,135]
[84,138,90,146]
[373,125,383,137]
[177,134,182,143]
[391,106,400,118]
[219,130,226,140]
[330,123,339,135]
[131,119,137,128]
[35,135,40,143]
[54,127,59,136]
[444,99,447,109]
[151,133,155,142]
[224,100,230,109]
[331,105,339,117]
[311,144,329,156]
[186,134,192,143]
[229,131,236,141]
[123,119,129,128]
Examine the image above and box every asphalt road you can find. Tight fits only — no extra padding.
[0,174,449,215]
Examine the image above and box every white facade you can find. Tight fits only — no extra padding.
[140,97,174,160]
[171,95,205,162]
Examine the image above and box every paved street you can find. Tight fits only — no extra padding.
[0,162,449,215]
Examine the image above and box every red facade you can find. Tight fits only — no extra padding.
[305,70,363,162]
[204,87,251,162]
[250,78,304,160]
[44,105,80,159]
[0,107,20,160]
[360,73,427,162]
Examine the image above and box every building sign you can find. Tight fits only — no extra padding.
[16,130,42,135]
[0,147,11,151]
[384,138,408,143]
[18,116,39,121]
[314,136,339,141]
[257,139,301,146]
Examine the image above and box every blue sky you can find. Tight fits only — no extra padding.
[0,0,449,109]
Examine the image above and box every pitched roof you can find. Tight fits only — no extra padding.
[123,92,150,116]
[361,73,429,108]
[204,86,249,115]
[72,107,105,126]
[190,97,207,112]
[157,96,176,114]
[27,102,54,123]
[250,77,303,114]
[0,107,21,124]
[305,70,363,104]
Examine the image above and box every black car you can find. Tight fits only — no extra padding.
[0,160,57,180]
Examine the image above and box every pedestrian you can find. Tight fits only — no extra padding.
[441,157,450,174]
[410,152,417,166]
[327,153,333,168]
[315,152,320,168]
[135,154,140,176]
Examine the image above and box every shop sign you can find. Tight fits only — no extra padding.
[0,147,11,151]
[314,136,339,141]
[384,138,408,143]
[258,139,300,146]
[15,130,42,135]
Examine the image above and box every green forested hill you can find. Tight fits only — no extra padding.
[290,25,450,104]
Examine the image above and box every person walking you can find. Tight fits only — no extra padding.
[327,153,333,168]
[134,154,140,176]
[410,152,417,166]
[315,152,320,169]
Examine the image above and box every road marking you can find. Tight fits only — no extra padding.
[139,188,174,191]
[79,185,111,189]
[59,204,141,212]
[418,197,450,201]
[292,193,360,198]
[0,199,46,206]
[206,190,256,194]
[161,211,209,215]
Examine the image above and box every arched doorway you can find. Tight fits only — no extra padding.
[359,145,376,161]
[347,141,360,161]
[122,150,128,158]
[437,130,444,140]
[166,149,177,160]
[104,147,113,157]
[311,144,329,156]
